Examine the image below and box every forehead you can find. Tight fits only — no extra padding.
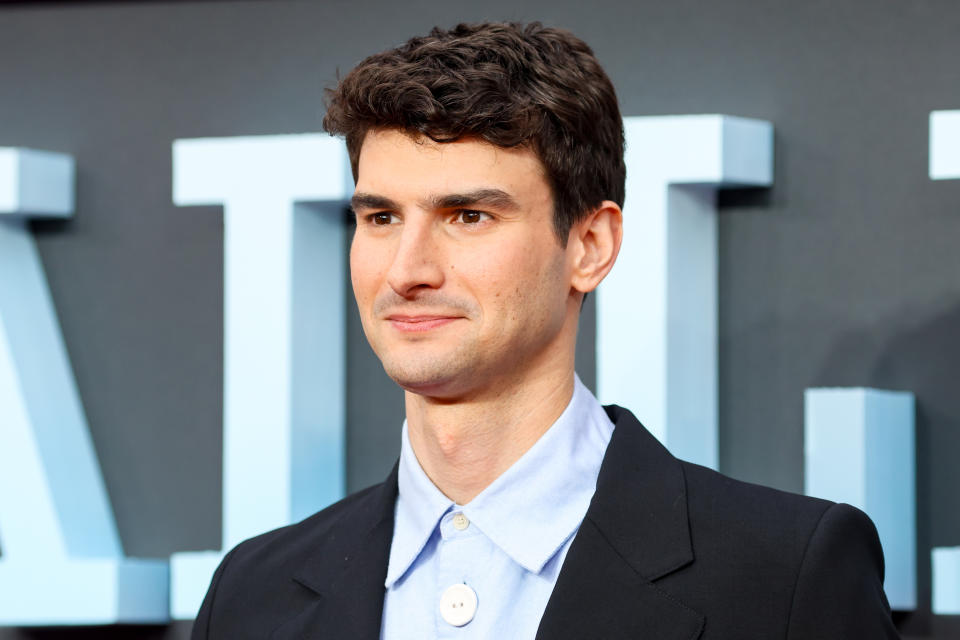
[354,129,550,201]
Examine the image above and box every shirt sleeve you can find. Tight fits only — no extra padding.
[785,502,901,639]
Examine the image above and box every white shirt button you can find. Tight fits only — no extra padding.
[439,583,478,627]
[452,512,470,531]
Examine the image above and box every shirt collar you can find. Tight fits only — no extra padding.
[384,419,454,588]
[384,375,614,586]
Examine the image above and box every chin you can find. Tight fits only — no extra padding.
[381,358,471,398]
[387,369,455,395]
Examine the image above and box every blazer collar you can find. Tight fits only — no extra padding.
[272,463,399,640]
[589,405,695,581]
[536,405,703,640]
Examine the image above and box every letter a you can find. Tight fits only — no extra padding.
[0,148,168,625]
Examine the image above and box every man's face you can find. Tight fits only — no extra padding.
[350,128,577,399]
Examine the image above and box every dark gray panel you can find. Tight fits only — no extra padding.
[1,0,959,637]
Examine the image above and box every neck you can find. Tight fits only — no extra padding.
[404,361,576,505]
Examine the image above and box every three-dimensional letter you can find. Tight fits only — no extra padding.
[170,135,352,618]
[0,148,168,625]
[930,110,960,180]
[597,115,773,469]
[929,109,959,614]
[804,387,916,610]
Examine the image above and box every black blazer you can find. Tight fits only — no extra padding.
[193,406,899,639]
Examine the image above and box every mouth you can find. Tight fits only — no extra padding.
[385,314,463,333]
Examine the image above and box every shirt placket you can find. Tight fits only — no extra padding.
[435,509,485,639]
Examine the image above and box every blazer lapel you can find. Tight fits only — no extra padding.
[271,464,399,640]
[536,406,704,640]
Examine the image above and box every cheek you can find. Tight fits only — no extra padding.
[349,241,381,308]
[461,247,521,299]
[469,242,564,322]
[522,248,570,322]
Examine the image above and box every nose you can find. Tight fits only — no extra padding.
[386,216,445,298]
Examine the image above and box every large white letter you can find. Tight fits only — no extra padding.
[597,115,773,469]
[170,135,352,618]
[929,109,959,615]
[0,148,169,625]
[930,110,960,180]
[803,388,916,611]
[933,547,960,614]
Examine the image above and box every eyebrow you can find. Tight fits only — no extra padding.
[350,193,399,213]
[350,188,520,213]
[427,189,520,211]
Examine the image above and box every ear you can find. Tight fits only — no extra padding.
[567,200,623,294]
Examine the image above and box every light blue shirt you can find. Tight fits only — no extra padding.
[380,375,615,640]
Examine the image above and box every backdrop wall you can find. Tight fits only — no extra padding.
[0,0,958,637]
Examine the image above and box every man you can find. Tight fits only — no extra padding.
[192,22,899,639]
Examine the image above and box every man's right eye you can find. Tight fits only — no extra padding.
[371,212,395,225]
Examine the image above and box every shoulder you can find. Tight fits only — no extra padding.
[680,460,834,534]
[191,479,393,639]
[217,480,387,583]
[604,404,840,548]
[669,461,896,637]
[677,459,880,574]
[598,404,897,637]
[682,459,883,541]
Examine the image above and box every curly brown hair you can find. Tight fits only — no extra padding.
[322,22,625,244]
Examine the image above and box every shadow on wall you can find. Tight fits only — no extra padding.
[818,299,960,638]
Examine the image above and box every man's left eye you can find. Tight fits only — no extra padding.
[455,210,490,224]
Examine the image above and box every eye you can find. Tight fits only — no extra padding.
[369,212,396,225]
[453,210,491,224]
